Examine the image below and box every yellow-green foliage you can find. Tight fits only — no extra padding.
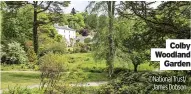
[58,53,154,73]
[26,47,37,64]
[39,53,67,72]
[54,84,100,94]
[4,86,44,94]
[62,53,106,72]
[39,53,68,92]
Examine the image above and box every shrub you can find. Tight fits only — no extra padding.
[33,65,39,71]
[54,84,100,94]
[84,37,91,44]
[39,53,67,93]
[2,41,28,64]
[1,44,6,60]
[73,43,91,53]
[4,86,44,94]
[73,46,81,53]
[40,42,67,56]
[99,71,191,94]
[98,84,115,94]
[67,48,74,53]
[1,63,40,71]
[24,40,33,48]
[54,34,63,42]
[76,39,80,43]
[26,47,37,64]
[5,86,32,94]
[80,44,92,53]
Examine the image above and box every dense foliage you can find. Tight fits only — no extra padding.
[39,53,67,93]
[1,41,28,64]
[99,71,191,94]
[1,1,190,94]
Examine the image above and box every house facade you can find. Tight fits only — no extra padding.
[54,24,76,46]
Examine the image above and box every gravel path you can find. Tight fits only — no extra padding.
[70,81,108,87]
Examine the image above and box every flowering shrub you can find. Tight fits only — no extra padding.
[2,41,28,64]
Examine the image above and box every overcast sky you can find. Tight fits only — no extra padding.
[63,1,161,14]
[63,1,89,14]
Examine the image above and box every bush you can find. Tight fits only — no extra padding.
[73,43,91,53]
[4,86,44,94]
[54,34,63,42]
[2,41,28,64]
[84,37,91,44]
[1,63,40,71]
[24,40,33,48]
[39,53,67,93]
[76,39,80,43]
[40,42,67,56]
[67,48,74,53]
[98,71,191,94]
[26,47,37,64]
[54,84,100,94]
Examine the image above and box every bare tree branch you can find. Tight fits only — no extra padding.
[37,1,53,14]
[39,1,44,6]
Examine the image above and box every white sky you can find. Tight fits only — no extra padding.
[63,1,161,14]
[63,1,89,14]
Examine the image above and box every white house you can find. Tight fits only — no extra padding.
[54,24,76,46]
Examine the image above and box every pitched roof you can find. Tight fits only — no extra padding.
[54,25,76,31]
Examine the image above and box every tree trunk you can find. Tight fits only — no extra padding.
[33,1,38,54]
[134,64,138,72]
[107,1,115,77]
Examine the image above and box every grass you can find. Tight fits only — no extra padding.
[1,72,40,89]
[1,52,155,90]
[63,53,106,72]
[1,64,37,71]
[62,53,155,72]
[1,71,107,90]
[62,72,108,83]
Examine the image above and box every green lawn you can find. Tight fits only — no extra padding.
[1,71,107,89]
[1,72,40,89]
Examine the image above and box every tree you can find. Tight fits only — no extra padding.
[87,1,116,77]
[107,1,115,77]
[32,1,70,55]
[117,1,190,71]
[67,13,85,30]
[39,53,66,93]
[5,1,70,54]
[119,1,190,41]
[1,4,33,44]
[84,14,98,31]
[71,7,76,15]
[115,17,149,72]
[58,14,69,26]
